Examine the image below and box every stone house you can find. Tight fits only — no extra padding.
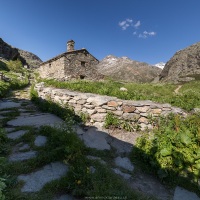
[38,40,104,80]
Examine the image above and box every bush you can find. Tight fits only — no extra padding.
[6,59,24,73]
[132,113,200,187]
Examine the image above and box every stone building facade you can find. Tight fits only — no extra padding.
[38,40,104,80]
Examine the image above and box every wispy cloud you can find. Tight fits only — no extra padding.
[119,18,157,39]
[138,31,156,39]
[134,20,141,29]
[118,18,133,30]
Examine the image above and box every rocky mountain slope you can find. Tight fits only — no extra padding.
[18,49,42,68]
[159,41,200,83]
[96,55,161,82]
[0,38,42,68]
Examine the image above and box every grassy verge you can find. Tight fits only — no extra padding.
[41,79,200,111]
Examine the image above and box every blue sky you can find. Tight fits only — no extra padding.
[0,0,200,65]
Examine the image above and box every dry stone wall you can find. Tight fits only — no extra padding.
[35,83,187,130]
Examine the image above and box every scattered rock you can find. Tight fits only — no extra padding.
[173,186,200,200]
[193,108,200,113]
[34,135,47,147]
[114,156,134,172]
[6,130,27,140]
[18,162,68,192]
[120,87,128,91]
[9,151,37,162]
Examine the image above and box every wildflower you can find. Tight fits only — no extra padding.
[76,180,81,185]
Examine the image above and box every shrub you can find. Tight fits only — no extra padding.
[6,59,24,73]
[132,113,200,187]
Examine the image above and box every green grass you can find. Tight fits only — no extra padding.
[42,79,200,111]
[1,124,150,200]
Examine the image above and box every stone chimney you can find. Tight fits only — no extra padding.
[67,40,75,52]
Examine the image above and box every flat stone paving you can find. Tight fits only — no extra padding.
[18,162,69,192]
[0,101,21,109]
[81,127,111,150]
[9,151,37,162]
[34,135,47,147]
[173,186,200,200]
[7,113,64,127]
[114,156,134,172]
[6,130,28,140]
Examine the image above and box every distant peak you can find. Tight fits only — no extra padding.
[154,62,166,69]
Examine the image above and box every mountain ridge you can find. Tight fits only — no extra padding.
[96,55,162,82]
[0,38,42,68]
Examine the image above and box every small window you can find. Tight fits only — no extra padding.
[81,61,86,67]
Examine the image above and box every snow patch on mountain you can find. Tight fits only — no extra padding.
[154,62,165,69]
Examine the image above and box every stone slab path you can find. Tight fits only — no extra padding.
[18,162,68,192]
[7,113,64,127]
[0,88,200,200]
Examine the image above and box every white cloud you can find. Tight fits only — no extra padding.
[118,18,133,30]
[119,18,157,39]
[134,20,141,28]
[138,31,156,38]
[126,18,133,23]
[139,33,147,39]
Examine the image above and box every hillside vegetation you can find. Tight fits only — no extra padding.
[0,60,29,97]
[42,79,200,111]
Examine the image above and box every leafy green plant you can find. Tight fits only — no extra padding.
[6,59,24,73]
[104,112,120,129]
[104,112,135,132]
[131,113,200,188]
[79,112,90,123]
